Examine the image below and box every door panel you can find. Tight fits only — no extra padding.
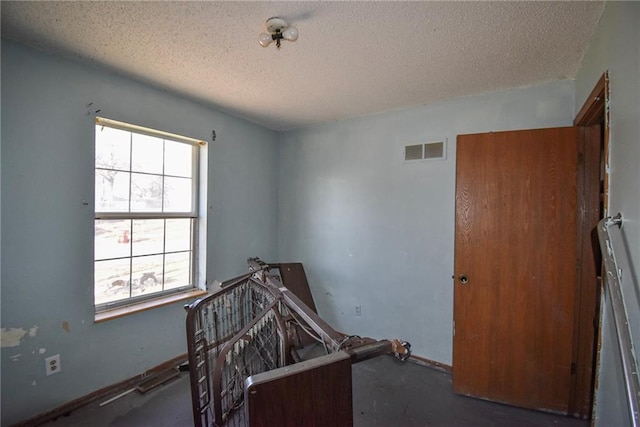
[453,127,579,413]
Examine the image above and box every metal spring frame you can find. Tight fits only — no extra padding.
[185,274,282,427]
[597,214,640,427]
[185,259,411,427]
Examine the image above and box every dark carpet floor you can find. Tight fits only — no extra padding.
[43,354,589,427]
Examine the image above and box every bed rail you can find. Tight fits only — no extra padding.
[597,214,640,427]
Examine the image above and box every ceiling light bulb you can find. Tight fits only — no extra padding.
[282,26,298,42]
[259,33,273,47]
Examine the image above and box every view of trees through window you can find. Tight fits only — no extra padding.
[94,122,196,307]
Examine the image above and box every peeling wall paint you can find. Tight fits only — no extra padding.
[0,326,39,347]
[1,328,27,348]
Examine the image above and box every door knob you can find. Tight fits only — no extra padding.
[459,275,469,284]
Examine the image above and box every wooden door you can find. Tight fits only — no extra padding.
[453,127,579,413]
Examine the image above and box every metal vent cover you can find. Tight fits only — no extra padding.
[404,144,423,161]
[424,141,444,159]
[404,140,446,162]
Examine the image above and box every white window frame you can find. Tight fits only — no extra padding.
[94,117,206,313]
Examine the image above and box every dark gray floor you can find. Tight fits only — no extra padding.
[353,357,587,427]
[44,355,589,427]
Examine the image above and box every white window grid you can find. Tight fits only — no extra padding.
[94,117,203,311]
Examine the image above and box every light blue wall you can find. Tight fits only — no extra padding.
[574,2,640,425]
[278,80,575,364]
[0,40,279,425]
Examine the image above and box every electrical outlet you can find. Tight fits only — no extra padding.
[45,354,61,376]
[355,305,362,317]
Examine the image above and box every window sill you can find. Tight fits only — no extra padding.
[94,289,208,323]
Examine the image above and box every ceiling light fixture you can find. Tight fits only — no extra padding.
[259,17,298,49]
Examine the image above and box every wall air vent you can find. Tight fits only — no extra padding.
[404,144,424,161]
[404,139,447,162]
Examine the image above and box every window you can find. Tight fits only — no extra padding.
[94,117,203,311]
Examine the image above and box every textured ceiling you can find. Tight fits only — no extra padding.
[1,1,604,131]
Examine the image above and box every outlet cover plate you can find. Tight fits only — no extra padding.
[46,354,61,376]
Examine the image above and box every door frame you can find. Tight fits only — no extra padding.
[573,71,609,212]
[568,71,609,418]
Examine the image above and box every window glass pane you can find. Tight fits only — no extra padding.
[164,252,191,290]
[130,173,162,212]
[95,219,131,260]
[131,255,164,297]
[96,170,130,212]
[132,219,164,256]
[131,133,163,174]
[95,258,131,305]
[94,120,199,309]
[95,126,130,170]
[165,219,192,252]
[164,176,192,212]
[164,140,192,178]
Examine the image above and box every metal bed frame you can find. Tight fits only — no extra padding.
[185,258,411,427]
[597,214,640,427]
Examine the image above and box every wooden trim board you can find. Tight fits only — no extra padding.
[409,354,453,374]
[95,289,207,322]
[12,354,188,427]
